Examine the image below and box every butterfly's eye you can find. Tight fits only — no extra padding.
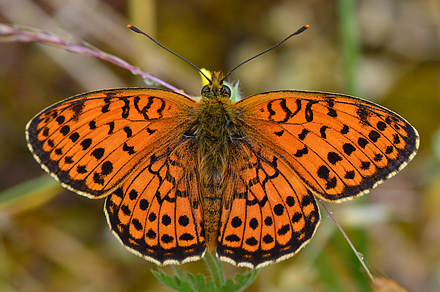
[221,85,231,97]
[201,85,210,95]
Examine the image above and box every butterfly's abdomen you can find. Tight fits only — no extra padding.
[196,96,236,249]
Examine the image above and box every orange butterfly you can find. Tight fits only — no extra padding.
[26,27,419,269]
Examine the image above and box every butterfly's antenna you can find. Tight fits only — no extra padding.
[127,25,212,84]
[222,25,310,82]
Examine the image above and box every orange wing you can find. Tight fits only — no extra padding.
[26,88,205,264]
[26,88,195,198]
[104,138,206,265]
[217,140,320,269]
[235,90,419,202]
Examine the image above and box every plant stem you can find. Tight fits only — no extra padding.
[318,199,375,282]
[203,250,225,289]
[337,0,361,95]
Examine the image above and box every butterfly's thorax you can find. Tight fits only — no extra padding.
[194,72,238,249]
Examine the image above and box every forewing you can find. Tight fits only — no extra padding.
[26,88,195,198]
[235,91,419,201]
[217,140,320,269]
[104,138,205,265]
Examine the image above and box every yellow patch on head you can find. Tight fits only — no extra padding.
[200,68,212,87]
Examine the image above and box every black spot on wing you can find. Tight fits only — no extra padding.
[298,129,310,140]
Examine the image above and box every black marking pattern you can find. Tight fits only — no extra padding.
[236,90,418,202]
[25,88,196,200]
[104,139,206,266]
[217,141,320,268]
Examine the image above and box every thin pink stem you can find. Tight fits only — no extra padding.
[0,24,192,98]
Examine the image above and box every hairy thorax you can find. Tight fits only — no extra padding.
[195,95,237,249]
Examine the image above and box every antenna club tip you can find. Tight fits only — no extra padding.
[127,24,141,33]
[304,24,310,29]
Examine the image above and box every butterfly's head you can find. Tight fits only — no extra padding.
[201,71,231,99]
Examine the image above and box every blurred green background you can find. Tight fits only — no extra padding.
[0,0,439,291]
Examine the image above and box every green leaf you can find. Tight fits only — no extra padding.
[152,269,193,292]
[223,269,259,292]
[152,256,259,292]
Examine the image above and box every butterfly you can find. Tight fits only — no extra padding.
[25,27,419,269]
